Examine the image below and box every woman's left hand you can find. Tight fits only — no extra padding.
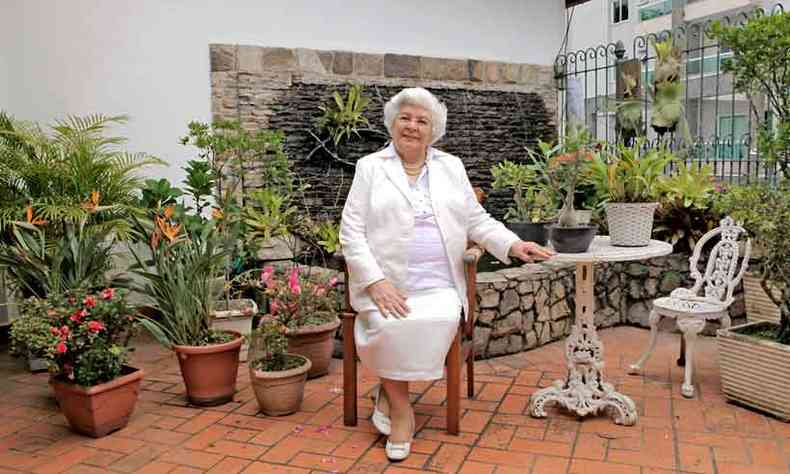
[508,241,555,262]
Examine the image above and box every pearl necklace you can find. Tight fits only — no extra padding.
[402,161,425,177]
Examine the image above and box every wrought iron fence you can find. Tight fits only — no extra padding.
[554,3,786,186]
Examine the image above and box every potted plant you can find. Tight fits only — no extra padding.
[247,318,312,416]
[713,183,790,420]
[130,208,242,406]
[9,307,53,371]
[491,160,558,246]
[43,288,143,437]
[650,39,687,139]
[527,125,598,253]
[588,141,674,247]
[259,265,340,378]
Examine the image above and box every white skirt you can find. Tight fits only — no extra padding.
[354,287,462,381]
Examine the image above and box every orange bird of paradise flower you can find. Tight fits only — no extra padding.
[81,191,101,213]
[25,206,47,226]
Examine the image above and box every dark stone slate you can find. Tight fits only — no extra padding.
[384,54,421,78]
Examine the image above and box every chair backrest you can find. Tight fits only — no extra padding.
[686,216,751,306]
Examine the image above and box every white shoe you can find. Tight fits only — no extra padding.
[385,411,415,462]
[371,385,391,436]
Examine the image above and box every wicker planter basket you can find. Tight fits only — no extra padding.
[717,321,790,421]
[605,202,658,247]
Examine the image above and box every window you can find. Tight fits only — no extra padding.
[718,115,748,160]
[639,0,672,22]
[612,0,629,24]
[686,52,734,78]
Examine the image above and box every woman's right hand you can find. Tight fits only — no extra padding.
[366,280,410,319]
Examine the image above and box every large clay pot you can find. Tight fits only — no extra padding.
[250,354,311,416]
[286,317,341,379]
[173,331,242,406]
[50,366,144,438]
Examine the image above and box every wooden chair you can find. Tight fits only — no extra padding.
[628,216,751,398]
[340,246,484,435]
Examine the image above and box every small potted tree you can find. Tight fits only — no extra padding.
[44,288,143,438]
[248,318,312,416]
[130,207,243,406]
[259,265,340,378]
[491,160,558,246]
[527,125,598,253]
[714,183,790,420]
[588,141,674,247]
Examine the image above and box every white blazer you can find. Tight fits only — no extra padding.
[340,144,520,317]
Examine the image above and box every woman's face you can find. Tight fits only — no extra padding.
[391,104,432,158]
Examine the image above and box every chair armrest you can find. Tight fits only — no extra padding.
[463,245,484,265]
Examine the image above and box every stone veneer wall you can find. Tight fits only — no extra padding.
[210,44,557,221]
[332,253,746,360]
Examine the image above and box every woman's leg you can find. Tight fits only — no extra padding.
[382,378,413,442]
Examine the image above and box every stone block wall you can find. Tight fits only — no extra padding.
[210,44,558,221]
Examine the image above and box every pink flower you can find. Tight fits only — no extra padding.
[59,326,70,337]
[56,342,67,354]
[49,327,60,336]
[288,267,301,295]
[101,288,115,300]
[83,295,97,308]
[313,285,327,297]
[87,321,104,333]
[328,276,338,288]
[270,299,280,315]
[260,267,274,285]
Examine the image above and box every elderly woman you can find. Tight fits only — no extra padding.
[340,87,553,461]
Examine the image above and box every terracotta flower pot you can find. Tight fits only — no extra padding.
[173,331,242,406]
[250,354,312,416]
[50,366,144,438]
[286,317,341,379]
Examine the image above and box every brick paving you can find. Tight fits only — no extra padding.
[1,326,789,473]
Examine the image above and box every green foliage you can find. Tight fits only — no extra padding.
[491,161,558,222]
[183,160,215,214]
[317,84,371,146]
[653,163,720,253]
[587,141,674,203]
[0,112,161,237]
[526,124,598,227]
[315,220,342,254]
[715,183,790,343]
[0,220,120,298]
[710,12,790,178]
[650,40,687,137]
[9,307,52,358]
[40,288,138,386]
[129,214,230,348]
[140,178,183,209]
[243,189,299,244]
[248,318,304,372]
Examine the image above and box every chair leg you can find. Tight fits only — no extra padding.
[342,316,358,427]
[628,309,662,375]
[677,317,705,399]
[446,332,461,435]
[466,346,475,399]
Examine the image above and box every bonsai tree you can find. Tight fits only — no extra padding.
[716,183,790,343]
[710,11,790,179]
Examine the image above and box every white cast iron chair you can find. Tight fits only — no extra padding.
[628,216,751,398]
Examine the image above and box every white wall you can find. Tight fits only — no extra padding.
[3,0,565,186]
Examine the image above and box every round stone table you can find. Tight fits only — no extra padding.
[529,236,673,426]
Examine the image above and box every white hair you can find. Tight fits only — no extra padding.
[383,87,447,145]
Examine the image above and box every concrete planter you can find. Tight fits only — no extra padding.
[211,299,258,361]
[743,272,781,324]
[717,321,790,422]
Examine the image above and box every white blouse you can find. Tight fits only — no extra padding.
[404,163,455,291]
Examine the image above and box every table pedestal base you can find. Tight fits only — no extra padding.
[528,262,637,426]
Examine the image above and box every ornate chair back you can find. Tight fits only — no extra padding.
[684,216,751,307]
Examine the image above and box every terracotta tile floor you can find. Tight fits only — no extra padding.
[2,326,790,473]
